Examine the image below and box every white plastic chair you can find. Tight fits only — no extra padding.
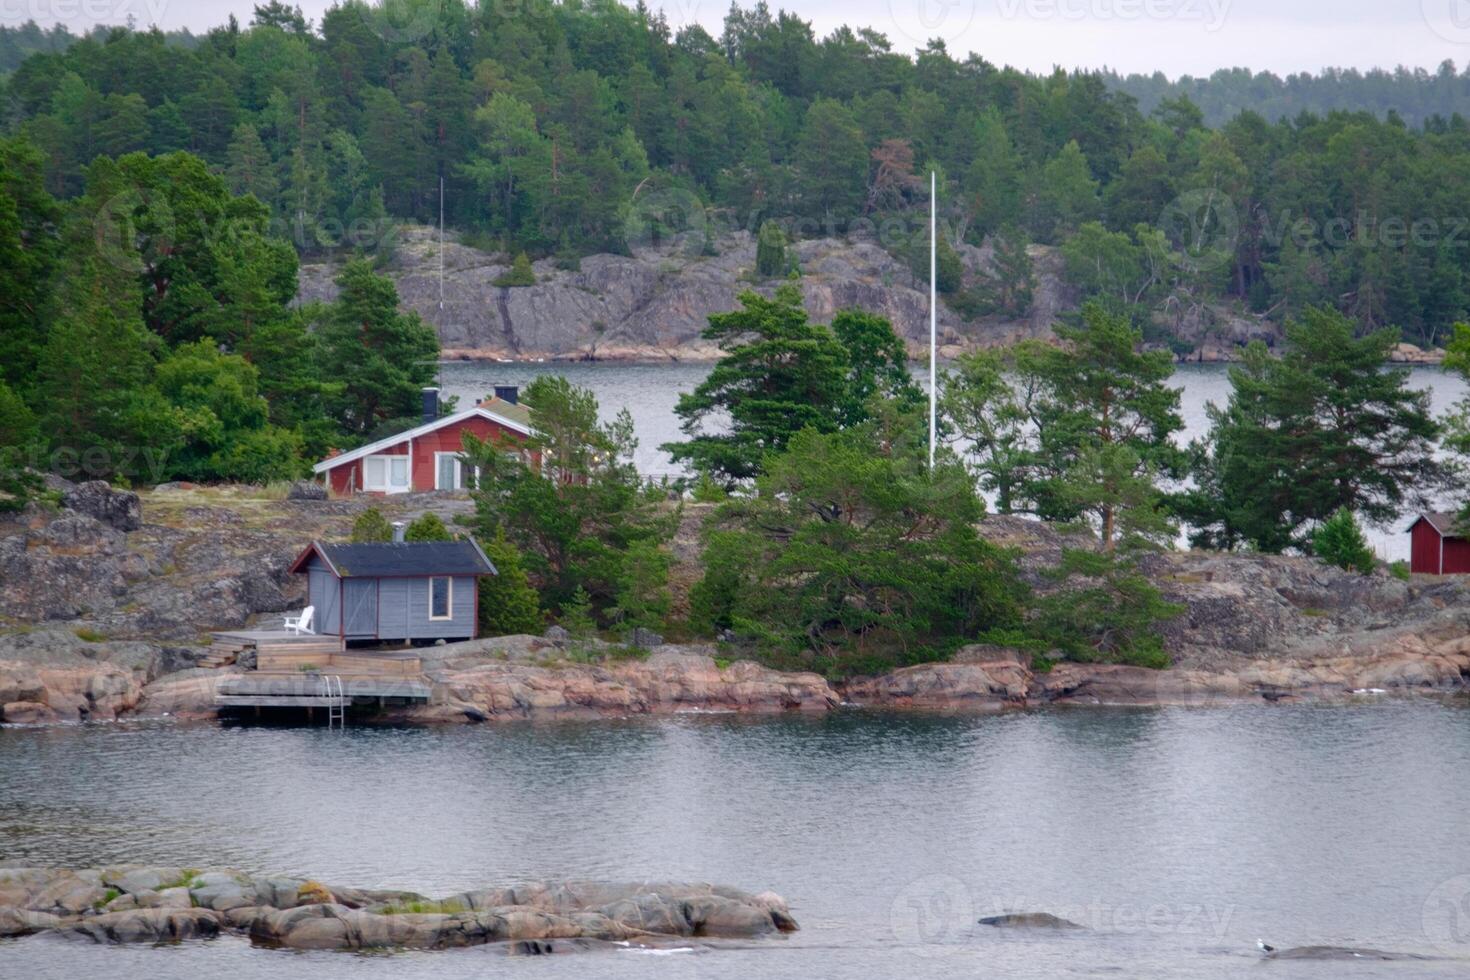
[283,606,315,635]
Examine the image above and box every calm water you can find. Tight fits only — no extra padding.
[440,361,1470,560]
[2,704,1470,978]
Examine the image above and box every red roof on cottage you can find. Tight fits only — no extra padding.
[1410,512,1463,537]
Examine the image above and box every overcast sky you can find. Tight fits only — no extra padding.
[9,0,1470,77]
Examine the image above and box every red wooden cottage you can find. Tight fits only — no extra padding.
[315,387,532,496]
[1408,512,1470,575]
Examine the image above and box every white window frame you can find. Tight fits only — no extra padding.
[428,576,454,621]
[363,454,411,494]
[434,452,466,491]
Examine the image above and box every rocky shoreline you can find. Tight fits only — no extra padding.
[0,867,796,952]
[1,484,1467,728]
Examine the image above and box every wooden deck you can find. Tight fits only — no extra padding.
[204,629,341,669]
[216,674,431,702]
[211,629,432,719]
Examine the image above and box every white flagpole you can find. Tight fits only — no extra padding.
[439,176,446,311]
[929,170,937,471]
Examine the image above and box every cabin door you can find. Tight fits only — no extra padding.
[343,579,378,638]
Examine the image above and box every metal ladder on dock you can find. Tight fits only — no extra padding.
[319,674,346,729]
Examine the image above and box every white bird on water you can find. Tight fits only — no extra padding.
[1258,939,1276,953]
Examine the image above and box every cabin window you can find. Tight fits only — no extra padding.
[429,577,453,620]
[435,453,465,490]
[364,455,410,493]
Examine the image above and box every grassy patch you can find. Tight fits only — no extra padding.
[377,898,465,916]
[1388,560,1411,582]
[74,628,108,643]
[160,869,202,891]
[95,888,121,909]
[1300,607,1331,618]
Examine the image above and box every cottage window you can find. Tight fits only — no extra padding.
[364,455,410,493]
[435,453,465,490]
[429,577,453,620]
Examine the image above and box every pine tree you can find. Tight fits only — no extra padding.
[351,507,394,543]
[225,123,279,211]
[664,284,849,483]
[970,225,1034,318]
[1312,509,1376,574]
[755,219,788,278]
[404,512,454,541]
[315,259,440,435]
[1183,309,1447,551]
[477,528,544,637]
[494,252,536,287]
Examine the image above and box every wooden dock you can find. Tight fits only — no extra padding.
[211,630,432,720]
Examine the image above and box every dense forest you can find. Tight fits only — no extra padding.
[1,2,1469,351]
[1109,63,1470,128]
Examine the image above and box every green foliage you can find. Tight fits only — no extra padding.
[967,225,1034,319]
[1311,509,1377,574]
[666,288,921,484]
[830,309,925,427]
[691,408,1027,677]
[463,376,676,621]
[1388,560,1411,582]
[755,220,789,279]
[404,512,454,542]
[690,472,728,503]
[477,527,544,637]
[314,259,440,438]
[1182,308,1446,552]
[5,9,1470,501]
[945,303,1183,549]
[1,12,1468,350]
[665,285,849,484]
[911,231,963,294]
[154,341,303,483]
[610,539,672,633]
[494,252,536,288]
[558,586,598,640]
[1033,549,1180,669]
[1032,140,1100,243]
[351,508,394,544]
[0,380,42,512]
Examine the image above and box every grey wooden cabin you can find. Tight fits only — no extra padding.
[288,540,497,645]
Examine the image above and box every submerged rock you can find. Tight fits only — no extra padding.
[978,912,1085,930]
[1265,945,1430,961]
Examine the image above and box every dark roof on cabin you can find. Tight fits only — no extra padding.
[292,540,497,578]
[1411,512,1465,537]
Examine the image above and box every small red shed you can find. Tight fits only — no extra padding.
[314,388,532,496]
[1408,512,1470,575]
